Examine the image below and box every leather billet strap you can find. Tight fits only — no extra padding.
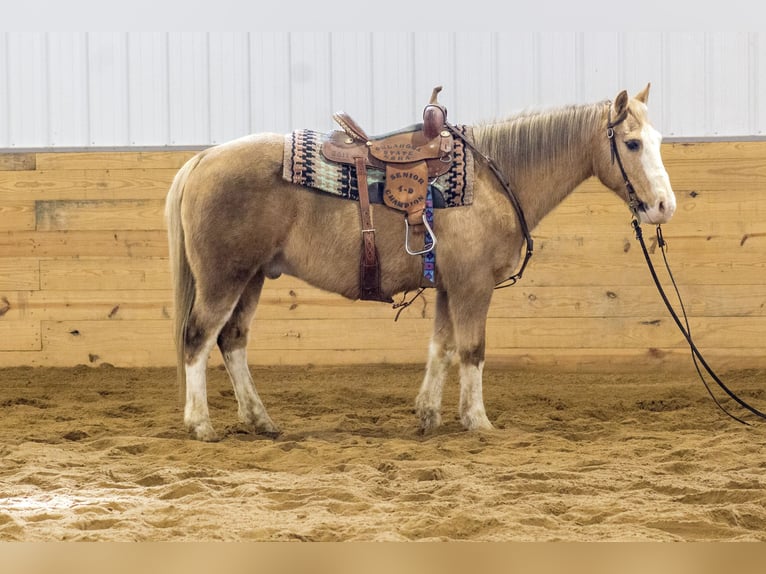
[355,157,392,303]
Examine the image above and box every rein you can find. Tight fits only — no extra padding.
[608,105,766,426]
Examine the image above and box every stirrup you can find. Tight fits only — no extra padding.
[404,213,437,256]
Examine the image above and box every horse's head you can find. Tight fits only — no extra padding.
[598,84,676,224]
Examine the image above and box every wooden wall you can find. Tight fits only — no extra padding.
[0,142,764,372]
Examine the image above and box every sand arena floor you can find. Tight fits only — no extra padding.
[1,363,765,541]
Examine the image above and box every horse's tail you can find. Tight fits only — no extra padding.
[165,153,204,392]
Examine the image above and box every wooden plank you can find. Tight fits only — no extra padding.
[255,283,766,320]
[23,143,766,171]
[4,282,762,324]
[0,153,36,171]
[0,290,172,321]
[0,169,177,201]
[482,347,766,374]
[0,321,40,351]
[35,151,198,170]
[0,259,39,290]
[0,202,36,230]
[544,187,766,235]
[34,317,766,369]
[0,230,167,258]
[487,316,766,350]
[519,233,766,286]
[40,258,170,290]
[40,316,766,365]
[488,284,766,319]
[566,142,766,194]
[532,231,766,257]
[2,346,765,371]
[663,157,766,191]
[42,320,175,366]
[35,199,166,231]
[662,141,766,161]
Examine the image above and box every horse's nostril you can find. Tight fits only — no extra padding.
[658,201,666,213]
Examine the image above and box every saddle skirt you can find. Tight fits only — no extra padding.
[282,126,475,210]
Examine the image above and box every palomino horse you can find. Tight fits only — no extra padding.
[165,84,675,441]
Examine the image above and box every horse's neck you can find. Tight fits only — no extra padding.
[512,143,595,231]
[476,103,603,231]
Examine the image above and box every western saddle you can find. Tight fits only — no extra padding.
[321,86,454,302]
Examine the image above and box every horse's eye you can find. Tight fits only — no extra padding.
[625,139,641,151]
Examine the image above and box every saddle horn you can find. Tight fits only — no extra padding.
[423,85,447,140]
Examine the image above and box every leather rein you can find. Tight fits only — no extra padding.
[607,104,766,426]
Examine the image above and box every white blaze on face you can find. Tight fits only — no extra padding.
[639,123,676,224]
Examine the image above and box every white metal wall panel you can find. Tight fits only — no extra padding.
[453,34,496,124]
[662,33,708,138]
[3,33,49,148]
[496,34,542,118]
[707,34,754,137]
[329,33,373,133]
[249,33,291,134]
[289,33,332,132]
[1,32,764,149]
[127,33,169,146]
[47,33,90,147]
[208,33,250,145]
[757,34,765,136]
[87,33,130,146]
[369,32,416,134]
[167,33,210,146]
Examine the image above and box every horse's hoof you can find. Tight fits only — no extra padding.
[189,423,219,442]
[259,429,282,440]
[417,409,442,434]
[239,411,280,436]
[460,412,494,431]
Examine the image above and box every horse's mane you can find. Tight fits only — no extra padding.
[473,100,608,175]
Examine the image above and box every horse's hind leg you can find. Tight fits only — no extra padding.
[416,290,455,432]
[216,271,279,436]
[184,291,242,442]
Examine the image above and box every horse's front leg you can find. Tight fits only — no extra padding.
[452,287,494,431]
[416,290,455,432]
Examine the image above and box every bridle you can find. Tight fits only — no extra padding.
[607,101,766,425]
[607,104,645,220]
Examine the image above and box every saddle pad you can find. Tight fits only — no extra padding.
[282,126,474,208]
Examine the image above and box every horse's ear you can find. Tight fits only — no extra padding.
[636,83,651,104]
[614,90,629,115]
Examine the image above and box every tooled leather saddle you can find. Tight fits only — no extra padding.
[321,86,453,302]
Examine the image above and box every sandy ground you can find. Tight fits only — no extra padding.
[1,363,765,542]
